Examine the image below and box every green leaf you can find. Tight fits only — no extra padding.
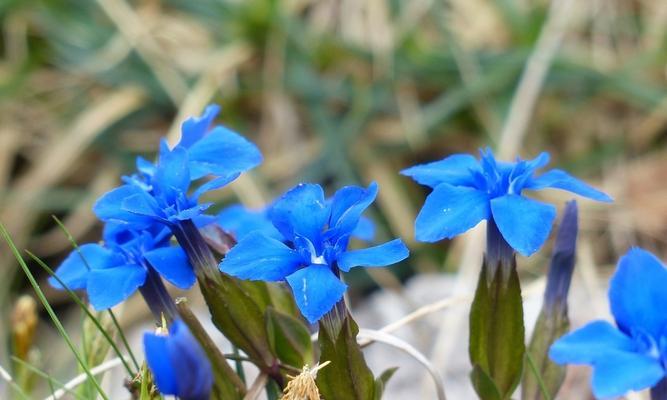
[521,309,568,400]
[316,313,376,400]
[198,273,277,367]
[373,367,399,400]
[469,260,525,400]
[265,307,313,369]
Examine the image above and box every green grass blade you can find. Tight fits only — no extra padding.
[0,222,110,400]
[51,216,140,371]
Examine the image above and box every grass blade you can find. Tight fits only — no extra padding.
[0,222,110,400]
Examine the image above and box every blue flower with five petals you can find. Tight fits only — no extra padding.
[219,182,409,323]
[144,319,213,400]
[49,223,194,311]
[93,105,262,228]
[549,248,667,399]
[401,148,612,255]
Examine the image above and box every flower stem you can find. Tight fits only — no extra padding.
[139,266,177,324]
[651,377,667,400]
[172,219,221,282]
[485,218,514,282]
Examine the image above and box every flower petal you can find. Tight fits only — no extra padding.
[144,332,179,396]
[490,194,556,256]
[329,182,378,236]
[49,244,122,290]
[609,248,667,338]
[187,126,262,180]
[269,183,329,242]
[286,264,347,323]
[192,173,240,199]
[121,192,164,221]
[591,351,664,399]
[86,265,147,310]
[526,169,612,202]
[549,320,635,365]
[219,232,302,281]
[216,204,282,241]
[351,216,375,242]
[93,185,154,226]
[337,239,409,272]
[154,143,191,203]
[179,104,220,149]
[166,320,213,399]
[400,154,479,188]
[144,247,196,289]
[414,184,490,242]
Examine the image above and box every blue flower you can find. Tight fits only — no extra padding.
[50,223,194,311]
[144,319,213,400]
[216,203,375,243]
[401,148,612,255]
[549,248,667,399]
[93,105,262,228]
[219,182,409,323]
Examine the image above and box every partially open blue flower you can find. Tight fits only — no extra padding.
[93,105,262,228]
[50,223,193,314]
[144,319,213,400]
[401,148,612,255]
[219,182,409,323]
[549,248,667,399]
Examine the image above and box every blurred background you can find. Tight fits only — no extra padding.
[0,0,665,398]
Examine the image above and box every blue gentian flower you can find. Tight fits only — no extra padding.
[219,182,409,323]
[50,223,193,316]
[144,319,213,400]
[401,148,612,255]
[216,203,375,243]
[93,104,262,228]
[549,248,667,399]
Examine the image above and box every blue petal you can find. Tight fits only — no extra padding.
[187,126,262,180]
[400,154,479,188]
[192,173,240,199]
[171,202,212,222]
[179,104,221,149]
[329,182,378,237]
[524,152,550,171]
[490,194,556,256]
[286,264,347,323]
[167,320,213,399]
[526,169,612,202]
[144,332,178,396]
[121,192,164,221]
[93,185,154,226]
[86,265,147,310]
[414,183,490,242]
[609,248,667,338]
[144,247,196,289]
[337,239,409,272]
[269,183,329,242]
[351,216,375,242]
[216,204,282,241]
[220,232,303,281]
[154,144,191,203]
[549,321,635,365]
[591,351,664,399]
[136,156,156,177]
[49,244,122,290]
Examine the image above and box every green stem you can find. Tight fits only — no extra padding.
[526,352,551,400]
